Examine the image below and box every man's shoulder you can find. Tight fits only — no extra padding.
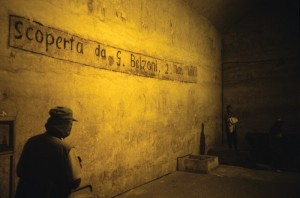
[27,133,47,142]
[28,133,73,150]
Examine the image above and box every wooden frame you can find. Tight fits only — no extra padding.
[0,117,15,198]
[0,119,14,153]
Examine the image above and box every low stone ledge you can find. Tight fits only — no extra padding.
[177,154,219,173]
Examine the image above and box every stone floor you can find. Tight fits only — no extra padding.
[114,165,300,198]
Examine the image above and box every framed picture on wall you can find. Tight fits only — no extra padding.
[0,120,14,153]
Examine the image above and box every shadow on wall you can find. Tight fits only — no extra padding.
[200,123,206,155]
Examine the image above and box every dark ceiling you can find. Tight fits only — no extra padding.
[184,0,263,32]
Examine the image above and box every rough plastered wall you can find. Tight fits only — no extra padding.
[222,0,299,145]
[0,0,222,197]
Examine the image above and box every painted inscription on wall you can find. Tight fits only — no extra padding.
[9,15,197,83]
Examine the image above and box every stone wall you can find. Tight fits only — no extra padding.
[0,0,222,197]
[222,0,299,145]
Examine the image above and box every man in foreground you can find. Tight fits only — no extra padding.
[16,106,82,198]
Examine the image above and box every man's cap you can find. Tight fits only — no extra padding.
[49,106,77,122]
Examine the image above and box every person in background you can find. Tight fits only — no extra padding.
[269,118,283,172]
[16,106,82,198]
[224,105,239,151]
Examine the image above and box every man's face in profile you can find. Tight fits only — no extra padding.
[59,121,73,138]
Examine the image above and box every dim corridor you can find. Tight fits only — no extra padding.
[114,165,300,198]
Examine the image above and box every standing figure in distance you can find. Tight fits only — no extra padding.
[16,106,82,198]
[224,105,239,151]
[269,118,283,171]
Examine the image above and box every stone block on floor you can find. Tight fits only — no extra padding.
[177,154,219,173]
